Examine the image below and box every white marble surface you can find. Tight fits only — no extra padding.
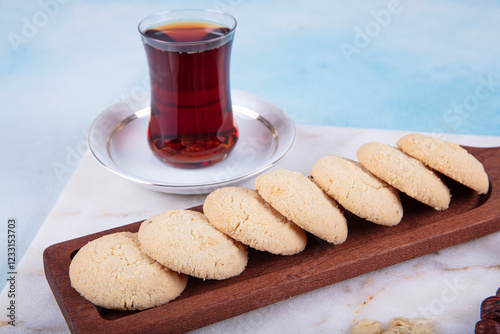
[2,1,500,278]
[1,125,499,333]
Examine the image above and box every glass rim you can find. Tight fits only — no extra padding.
[138,8,237,47]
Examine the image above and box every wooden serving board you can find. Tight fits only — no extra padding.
[43,146,500,334]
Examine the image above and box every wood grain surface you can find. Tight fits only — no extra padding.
[43,146,500,334]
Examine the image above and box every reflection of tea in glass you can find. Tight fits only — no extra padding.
[141,17,238,168]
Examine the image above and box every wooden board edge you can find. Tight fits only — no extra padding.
[42,145,500,334]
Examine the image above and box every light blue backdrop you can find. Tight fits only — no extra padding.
[1,0,499,288]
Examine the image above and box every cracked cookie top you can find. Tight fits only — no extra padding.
[204,187,307,255]
[69,232,187,310]
[397,133,489,194]
[255,169,348,245]
[138,210,248,280]
[311,156,403,226]
[357,142,451,210]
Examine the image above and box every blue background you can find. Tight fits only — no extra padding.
[1,0,499,277]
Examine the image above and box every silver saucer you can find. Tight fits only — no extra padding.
[88,90,295,194]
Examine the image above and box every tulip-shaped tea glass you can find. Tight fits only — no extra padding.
[139,9,238,168]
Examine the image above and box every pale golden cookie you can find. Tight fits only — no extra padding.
[204,187,307,255]
[311,156,403,226]
[397,133,489,194]
[357,142,451,210]
[69,232,187,310]
[255,169,347,244]
[138,210,248,280]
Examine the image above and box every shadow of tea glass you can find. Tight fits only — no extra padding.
[139,9,238,168]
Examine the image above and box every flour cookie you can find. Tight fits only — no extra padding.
[204,187,307,255]
[357,142,451,210]
[255,169,347,244]
[69,232,187,310]
[311,156,403,226]
[397,133,489,194]
[138,210,248,280]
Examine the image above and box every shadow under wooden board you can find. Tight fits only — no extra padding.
[44,146,500,334]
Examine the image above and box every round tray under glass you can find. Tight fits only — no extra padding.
[88,90,295,194]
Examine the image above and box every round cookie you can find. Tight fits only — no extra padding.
[311,156,403,226]
[69,232,187,310]
[255,169,347,244]
[357,142,451,210]
[138,210,248,280]
[204,187,307,255]
[397,133,489,194]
